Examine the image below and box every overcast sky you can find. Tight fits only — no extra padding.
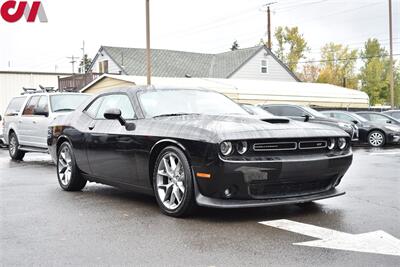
[0,0,399,73]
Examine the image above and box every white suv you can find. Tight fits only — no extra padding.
[3,92,90,160]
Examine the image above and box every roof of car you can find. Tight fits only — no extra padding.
[96,85,217,95]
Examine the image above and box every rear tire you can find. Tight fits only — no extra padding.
[367,130,385,147]
[57,142,87,191]
[8,132,25,160]
[153,146,196,217]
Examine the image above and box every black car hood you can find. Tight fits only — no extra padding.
[137,114,346,143]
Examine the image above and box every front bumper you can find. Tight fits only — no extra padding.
[387,132,400,144]
[195,186,344,208]
[193,152,352,207]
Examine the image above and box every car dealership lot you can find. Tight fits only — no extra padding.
[1,147,399,266]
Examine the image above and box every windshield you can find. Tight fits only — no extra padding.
[302,106,326,118]
[350,112,368,122]
[50,94,90,112]
[139,90,248,118]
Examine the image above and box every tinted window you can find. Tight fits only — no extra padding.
[34,96,49,115]
[96,94,135,119]
[368,113,390,123]
[358,113,370,120]
[280,106,305,117]
[5,97,26,116]
[50,94,90,113]
[264,106,282,116]
[22,96,40,115]
[389,111,400,119]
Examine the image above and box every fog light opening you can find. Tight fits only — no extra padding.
[224,186,237,198]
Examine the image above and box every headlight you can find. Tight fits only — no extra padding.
[385,125,400,132]
[328,138,336,150]
[338,137,347,150]
[236,141,248,155]
[220,141,233,156]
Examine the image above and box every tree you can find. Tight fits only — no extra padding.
[230,40,239,51]
[298,63,320,82]
[79,54,92,73]
[274,26,309,72]
[317,43,358,89]
[359,38,390,105]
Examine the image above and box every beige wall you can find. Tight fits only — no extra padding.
[83,78,135,94]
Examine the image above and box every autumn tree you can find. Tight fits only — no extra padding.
[274,26,309,72]
[358,38,391,105]
[317,43,358,89]
[298,63,320,82]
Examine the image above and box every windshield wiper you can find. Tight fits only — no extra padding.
[152,113,199,118]
[53,108,75,112]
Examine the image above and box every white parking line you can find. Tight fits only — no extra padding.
[368,152,400,156]
[259,219,400,256]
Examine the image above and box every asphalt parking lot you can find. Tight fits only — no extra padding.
[1,146,399,266]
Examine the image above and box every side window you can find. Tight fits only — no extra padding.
[5,97,27,116]
[85,97,104,118]
[369,114,388,122]
[280,106,305,117]
[22,96,40,116]
[96,94,135,119]
[34,96,49,115]
[264,106,281,116]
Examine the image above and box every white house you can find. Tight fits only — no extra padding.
[89,45,300,82]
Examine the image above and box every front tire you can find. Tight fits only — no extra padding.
[153,146,196,217]
[57,142,87,191]
[368,130,385,147]
[8,132,25,160]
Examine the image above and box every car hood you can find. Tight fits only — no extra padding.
[138,114,347,142]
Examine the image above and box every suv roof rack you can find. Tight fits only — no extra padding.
[21,87,38,94]
[21,85,60,95]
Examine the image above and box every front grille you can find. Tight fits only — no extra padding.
[298,140,327,150]
[253,142,297,151]
[248,178,334,198]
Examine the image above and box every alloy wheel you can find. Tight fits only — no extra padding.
[9,136,17,156]
[156,152,186,210]
[369,132,384,147]
[58,146,73,186]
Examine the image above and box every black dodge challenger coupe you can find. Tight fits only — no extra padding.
[48,87,353,217]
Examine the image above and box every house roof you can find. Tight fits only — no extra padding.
[92,45,300,81]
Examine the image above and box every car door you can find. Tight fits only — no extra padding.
[18,96,40,146]
[32,95,51,148]
[85,94,140,185]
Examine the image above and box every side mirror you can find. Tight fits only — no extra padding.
[104,108,126,125]
[387,120,392,124]
[34,107,49,117]
[302,114,311,122]
[352,120,358,124]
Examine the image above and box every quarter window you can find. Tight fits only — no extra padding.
[22,96,40,116]
[85,97,104,118]
[5,97,26,116]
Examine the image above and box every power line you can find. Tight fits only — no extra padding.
[296,53,400,64]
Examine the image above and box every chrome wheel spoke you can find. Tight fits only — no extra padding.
[156,151,186,210]
[58,147,73,186]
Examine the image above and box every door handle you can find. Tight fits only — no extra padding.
[33,121,37,124]
[88,122,96,130]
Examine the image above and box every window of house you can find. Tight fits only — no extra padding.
[261,59,268,74]
[99,60,109,73]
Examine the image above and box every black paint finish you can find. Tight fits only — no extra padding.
[48,86,353,207]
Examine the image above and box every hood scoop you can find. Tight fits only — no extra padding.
[259,117,290,124]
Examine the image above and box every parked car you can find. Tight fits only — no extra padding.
[0,115,6,148]
[356,111,400,126]
[3,92,90,160]
[260,104,359,141]
[321,110,400,147]
[240,103,274,116]
[48,86,352,217]
[382,110,400,120]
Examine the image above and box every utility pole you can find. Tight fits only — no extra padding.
[145,0,151,85]
[81,40,86,74]
[388,0,394,108]
[67,55,77,74]
[263,2,277,49]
